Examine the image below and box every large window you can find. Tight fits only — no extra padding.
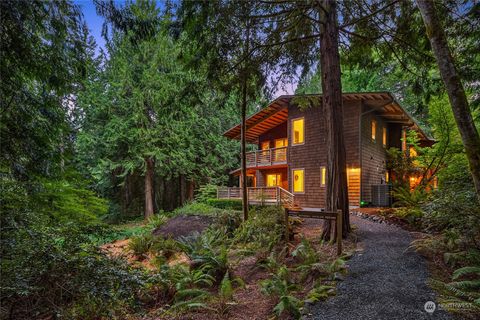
[371,119,377,142]
[292,169,304,193]
[320,167,326,187]
[266,174,281,187]
[292,118,304,145]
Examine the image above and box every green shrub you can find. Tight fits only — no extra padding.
[195,184,218,203]
[1,178,144,319]
[173,202,223,216]
[147,213,168,230]
[422,188,480,248]
[233,206,284,251]
[179,227,230,279]
[206,198,243,210]
[392,186,427,208]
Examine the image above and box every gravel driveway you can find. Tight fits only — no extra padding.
[305,214,451,320]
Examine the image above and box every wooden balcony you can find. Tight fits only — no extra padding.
[246,147,287,168]
[217,186,295,208]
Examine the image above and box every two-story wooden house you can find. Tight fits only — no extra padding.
[218,92,432,209]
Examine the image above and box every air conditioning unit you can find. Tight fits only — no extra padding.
[371,184,392,207]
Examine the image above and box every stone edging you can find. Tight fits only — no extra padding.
[350,210,396,226]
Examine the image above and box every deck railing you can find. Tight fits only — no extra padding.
[246,147,287,168]
[217,186,295,208]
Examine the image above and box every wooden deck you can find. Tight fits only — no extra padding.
[217,186,295,208]
[246,147,287,168]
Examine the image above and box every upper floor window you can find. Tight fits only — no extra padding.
[261,141,270,150]
[371,119,377,142]
[382,127,387,147]
[292,118,304,145]
[292,169,304,193]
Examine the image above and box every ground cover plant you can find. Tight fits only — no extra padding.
[94,203,355,319]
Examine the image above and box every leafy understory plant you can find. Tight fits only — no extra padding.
[261,266,302,319]
[147,213,168,230]
[128,233,154,257]
[305,283,336,303]
[214,271,245,316]
[430,265,480,315]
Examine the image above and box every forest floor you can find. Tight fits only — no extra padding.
[305,213,453,320]
[102,214,357,320]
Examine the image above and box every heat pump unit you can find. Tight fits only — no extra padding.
[371,184,392,207]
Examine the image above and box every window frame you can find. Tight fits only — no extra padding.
[291,117,305,146]
[292,168,305,194]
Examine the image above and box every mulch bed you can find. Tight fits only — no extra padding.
[152,215,215,239]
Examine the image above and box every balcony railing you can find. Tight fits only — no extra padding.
[217,186,295,208]
[246,146,288,168]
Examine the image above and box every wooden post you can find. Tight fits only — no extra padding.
[336,209,342,256]
[284,207,290,242]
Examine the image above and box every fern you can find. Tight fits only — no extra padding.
[273,295,302,319]
[305,284,336,303]
[452,266,480,280]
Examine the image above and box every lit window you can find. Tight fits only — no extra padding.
[266,174,281,187]
[371,119,377,141]
[385,171,389,182]
[261,141,270,150]
[409,146,418,157]
[292,169,304,193]
[382,127,387,147]
[320,167,326,187]
[292,118,304,145]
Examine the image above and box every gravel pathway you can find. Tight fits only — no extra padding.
[305,214,451,320]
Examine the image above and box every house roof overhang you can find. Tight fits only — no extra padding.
[223,92,433,144]
[223,97,290,143]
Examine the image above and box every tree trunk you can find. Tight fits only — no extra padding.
[417,0,480,198]
[179,174,186,206]
[240,17,250,221]
[319,0,350,240]
[144,157,155,219]
[187,179,195,201]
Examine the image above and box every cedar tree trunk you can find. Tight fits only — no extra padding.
[417,0,480,198]
[319,0,350,240]
[144,157,155,219]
